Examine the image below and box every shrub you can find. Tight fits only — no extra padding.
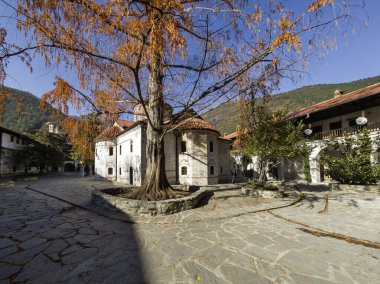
[320,129,380,185]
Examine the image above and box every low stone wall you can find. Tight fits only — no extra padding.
[0,181,14,189]
[92,187,209,216]
[330,183,380,193]
[241,187,284,198]
[16,176,38,182]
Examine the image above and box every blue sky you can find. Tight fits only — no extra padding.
[1,1,380,114]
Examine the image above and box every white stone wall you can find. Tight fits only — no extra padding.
[1,132,25,150]
[207,132,219,184]
[95,140,117,181]
[218,139,232,183]
[116,125,145,186]
[95,127,232,186]
[164,132,177,184]
[178,131,208,185]
[0,132,31,174]
[178,130,229,185]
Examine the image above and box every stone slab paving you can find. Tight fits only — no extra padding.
[0,175,379,283]
[23,175,295,224]
[273,191,380,243]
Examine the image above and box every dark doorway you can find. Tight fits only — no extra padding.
[64,163,75,172]
[129,167,133,185]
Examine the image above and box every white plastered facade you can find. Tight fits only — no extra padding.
[95,123,232,186]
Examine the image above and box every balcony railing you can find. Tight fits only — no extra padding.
[311,121,380,140]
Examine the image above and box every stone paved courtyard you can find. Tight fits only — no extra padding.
[0,174,379,283]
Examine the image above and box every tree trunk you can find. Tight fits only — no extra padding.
[257,159,267,185]
[127,15,176,201]
[127,124,176,200]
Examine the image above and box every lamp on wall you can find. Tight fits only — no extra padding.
[355,116,367,126]
[304,128,313,136]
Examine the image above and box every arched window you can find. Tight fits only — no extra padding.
[108,167,113,175]
[130,141,133,152]
[181,166,187,175]
[109,147,114,156]
[220,166,223,174]
[181,141,187,152]
[209,142,214,152]
[119,145,122,155]
[119,167,122,176]
[210,166,214,175]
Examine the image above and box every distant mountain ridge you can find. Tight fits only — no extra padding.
[203,75,380,134]
[1,87,62,133]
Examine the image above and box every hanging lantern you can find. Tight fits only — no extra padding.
[355,117,367,125]
[304,129,313,136]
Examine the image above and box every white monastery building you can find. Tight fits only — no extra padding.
[224,82,380,183]
[0,127,37,175]
[286,82,380,183]
[95,104,232,186]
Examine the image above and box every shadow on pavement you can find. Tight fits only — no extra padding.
[0,182,147,283]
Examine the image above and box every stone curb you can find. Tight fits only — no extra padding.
[330,183,380,193]
[90,184,245,217]
[241,187,284,198]
[92,187,209,216]
[16,176,39,182]
[0,181,14,189]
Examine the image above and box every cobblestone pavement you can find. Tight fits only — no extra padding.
[0,175,379,283]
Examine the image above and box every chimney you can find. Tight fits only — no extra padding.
[334,89,344,98]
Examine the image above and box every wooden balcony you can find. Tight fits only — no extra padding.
[310,121,380,140]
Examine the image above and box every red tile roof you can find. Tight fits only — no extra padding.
[177,117,219,133]
[115,120,134,128]
[95,126,123,142]
[289,82,380,119]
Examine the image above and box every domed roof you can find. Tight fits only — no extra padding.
[95,126,122,142]
[115,119,134,128]
[177,117,219,134]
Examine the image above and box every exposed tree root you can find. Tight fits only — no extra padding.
[299,228,380,250]
[318,193,329,213]
[126,184,177,201]
[268,210,380,250]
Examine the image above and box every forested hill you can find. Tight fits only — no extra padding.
[203,75,380,134]
[3,74,380,134]
[1,87,62,133]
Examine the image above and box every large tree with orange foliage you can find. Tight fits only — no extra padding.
[0,0,365,200]
[63,115,102,167]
